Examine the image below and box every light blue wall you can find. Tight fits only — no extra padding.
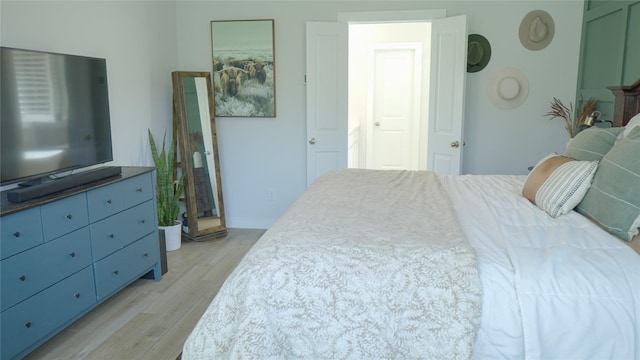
[175,0,584,227]
[1,0,585,229]
[0,1,178,168]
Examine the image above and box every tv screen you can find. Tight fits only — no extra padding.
[1,47,113,185]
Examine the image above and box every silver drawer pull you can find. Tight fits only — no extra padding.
[19,275,26,281]
[109,234,115,239]
[136,187,143,192]
[13,231,20,238]
[144,253,149,257]
[70,252,76,258]
[107,199,112,204]
[66,214,73,220]
[74,293,81,299]
[139,219,146,224]
[25,322,32,328]
[113,270,119,275]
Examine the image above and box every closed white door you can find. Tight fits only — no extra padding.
[426,15,467,174]
[368,43,421,170]
[305,21,348,186]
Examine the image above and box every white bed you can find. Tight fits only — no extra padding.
[182,168,640,359]
[442,174,640,359]
[182,84,640,359]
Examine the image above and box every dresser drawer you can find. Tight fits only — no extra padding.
[121,172,154,209]
[0,266,96,360]
[41,194,89,241]
[87,181,125,222]
[1,207,43,260]
[1,227,92,311]
[86,173,154,223]
[90,200,156,261]
[94,233,158,300]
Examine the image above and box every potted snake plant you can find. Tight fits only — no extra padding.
[148,129,185,251]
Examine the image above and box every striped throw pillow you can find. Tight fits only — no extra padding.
[577,125,640,241]
[523,154,599,218]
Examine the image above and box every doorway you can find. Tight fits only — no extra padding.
[347,22,432,170]
[306,14,466,186]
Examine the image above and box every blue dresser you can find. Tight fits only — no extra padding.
[0,167,162,360]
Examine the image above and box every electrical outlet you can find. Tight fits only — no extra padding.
[267,188,276,202]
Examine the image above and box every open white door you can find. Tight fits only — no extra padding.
[307,14,466,182]
[306,22,349,187]
[426,15,467,175]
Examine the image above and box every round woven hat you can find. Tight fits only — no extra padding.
[488,67,529,109]
[467,34,491,73]
[519,10,554,51]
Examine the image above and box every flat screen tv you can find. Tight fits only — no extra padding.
[1,46,113,187]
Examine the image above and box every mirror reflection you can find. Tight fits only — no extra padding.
[172,71,226,240]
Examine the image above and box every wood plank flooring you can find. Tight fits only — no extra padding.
[23,228,265,360]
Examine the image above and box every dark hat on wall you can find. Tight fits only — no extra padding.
[519,10,555,51]
[467,34,491,73]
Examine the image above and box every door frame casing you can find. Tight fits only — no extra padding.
[306,9,468,186]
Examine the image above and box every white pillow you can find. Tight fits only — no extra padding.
[522,154,599,218]
[619,112,640,140]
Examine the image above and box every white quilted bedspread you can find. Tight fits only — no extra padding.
[183,169,482,359]
[442,175,640,359]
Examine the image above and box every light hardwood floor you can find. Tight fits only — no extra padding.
[24,228,265,360]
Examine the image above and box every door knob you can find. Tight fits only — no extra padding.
[308,137,317,145]
[375,122,380,127]
[450,140,460,148]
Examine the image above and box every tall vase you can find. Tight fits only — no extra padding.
[159,220,182,251]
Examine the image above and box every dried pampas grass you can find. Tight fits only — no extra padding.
[544,97,598,138]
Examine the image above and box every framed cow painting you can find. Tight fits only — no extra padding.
[210,19,276,117]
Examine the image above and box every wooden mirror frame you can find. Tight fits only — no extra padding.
[172,71,227,240]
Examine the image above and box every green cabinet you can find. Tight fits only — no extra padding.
[577,0,640,124]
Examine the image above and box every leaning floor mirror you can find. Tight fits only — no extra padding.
[172,71,227,240]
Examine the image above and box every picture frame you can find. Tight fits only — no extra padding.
[210,19,276,118]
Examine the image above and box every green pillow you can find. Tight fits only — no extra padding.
[565,127,624,161]
[576,126,640,241]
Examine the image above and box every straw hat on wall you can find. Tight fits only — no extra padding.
[488,67,529,109]
[519,10,555,51]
